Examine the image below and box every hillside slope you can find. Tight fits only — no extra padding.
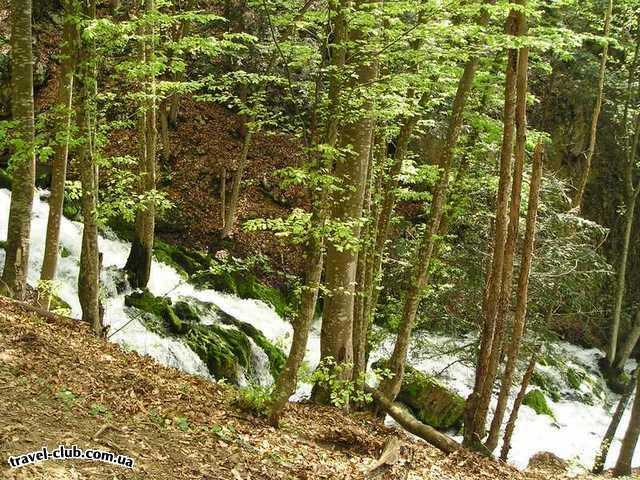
[0,296,621,480]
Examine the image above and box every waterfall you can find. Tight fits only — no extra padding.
[1,187,638,471]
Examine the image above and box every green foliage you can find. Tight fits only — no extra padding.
[56,388,77,409]
[523,389,556,419]
[235,385,273,416]
[304,358,372,409]
[89,402,112,420]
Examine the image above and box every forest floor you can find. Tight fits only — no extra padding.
[0,297,628,480]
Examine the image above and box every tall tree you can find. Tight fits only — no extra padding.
[76,0,102,335]
[377,1,493,401]
[485,142,544,453]
[463,0,526,450]
[125,0,158,289]
[41,0,79,282]
[1,0,36,300]
[607,30,640,371]
[314,0,377,401]
[571,0,613,211]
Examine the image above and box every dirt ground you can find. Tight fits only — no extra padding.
[0,297,634,480]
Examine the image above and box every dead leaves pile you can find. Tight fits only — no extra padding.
[0,297,617,479]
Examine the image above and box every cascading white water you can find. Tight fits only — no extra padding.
[0,187,638,472]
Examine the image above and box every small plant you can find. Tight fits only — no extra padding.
[148,409,168,429]
[174,416,190,432]
[304,357,372,409]
[235,385,273,416]
[56,388,77,409]
[36,279,70,315]
[89,402,112,420]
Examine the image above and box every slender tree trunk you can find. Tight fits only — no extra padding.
[269,227,325,425]
[77,0,102,335]
[159,100,170,163]
[593,370,638,474]
[352,138,376,383]
[378,7,490,402]
[464,1,523,450]
[1,0,35,300]
[613,372,640,477]
[41,2,78,282]
[168,20,190,127]
[474,14,530,448]
[615,305,640,372]
[125,0,157,289]
[499,344,540,461]
[572,0,613,211]
[485,143,544,452]
[221,168,227,229]
[608,33,640,368]
[221,129,253,238]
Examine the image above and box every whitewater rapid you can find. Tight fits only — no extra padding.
[0,187,638,472]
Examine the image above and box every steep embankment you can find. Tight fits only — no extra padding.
[0,296,608,480]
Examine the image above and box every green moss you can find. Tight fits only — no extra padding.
[154,240,211,278]
[374,361,465,430]
[218,313,286,378]
[60,246,72,258]
[531,370,562,402]
[566,367,586,390]
[0,240,6,250]
[523,389,555,418]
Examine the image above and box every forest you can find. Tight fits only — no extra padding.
[1,0,640,478]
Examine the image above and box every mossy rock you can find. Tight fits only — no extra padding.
[531,370,562,402]
[0,168,11,189]
[60,246,72,258]
[523,389,555,419]
[124,290,189,335]
[373,361,465,430]
[154,240,211,278]
[0,239,6,250]
[124,290,284,384]
[218,313,286,378]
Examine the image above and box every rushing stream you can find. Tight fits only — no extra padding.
[0,187,638,472]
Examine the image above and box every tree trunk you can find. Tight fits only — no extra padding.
[125,0,157,289]
[221,129,252,238]
[269,228,325,425]
[485,142,544,453]
[571,0,613,211]
[366,385,460,454]
[464,1,523,450]
[76,0,102,335]
[613,372,640,477]
[352,138,376,383]
[314,0,376,402]
[593,370,637,474]
[159,100,170,163]
[221,168,227,229]
[615,305,640,372]
[1,0,36,301]
[378,6,490,402]
[499,344,540,461]
[41,2,78,282]
[476,16,530,450]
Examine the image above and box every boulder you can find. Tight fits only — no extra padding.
[374,361,465,430]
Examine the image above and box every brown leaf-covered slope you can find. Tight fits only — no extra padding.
[0,297,620,480]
